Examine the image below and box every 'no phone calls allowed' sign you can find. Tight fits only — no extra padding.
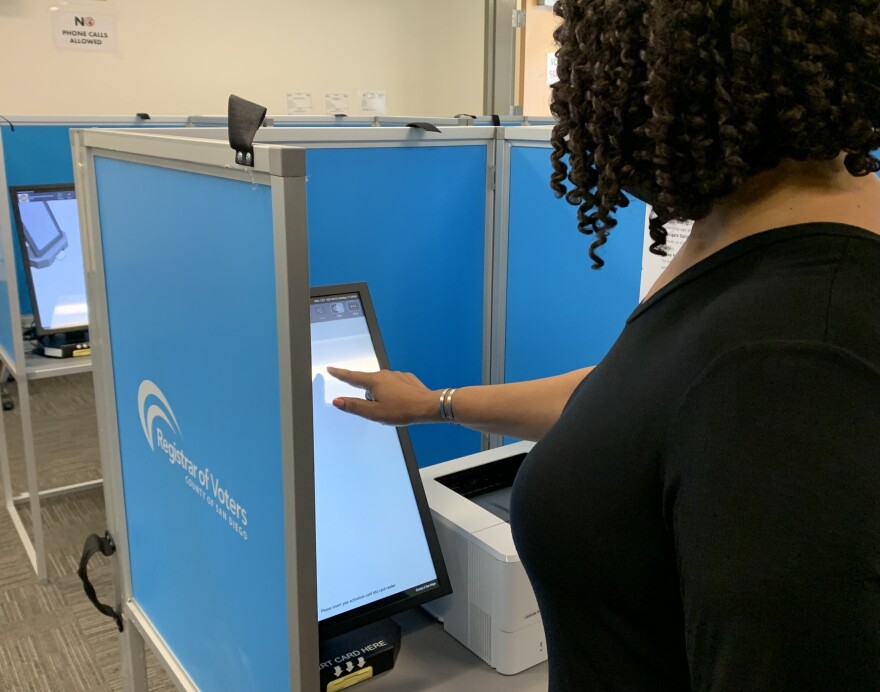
[51,11,119,53]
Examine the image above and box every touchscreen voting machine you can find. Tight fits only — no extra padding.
[310,283,450,688]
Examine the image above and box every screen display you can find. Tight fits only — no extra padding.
[310,291,441,625]
[12,187,88,333]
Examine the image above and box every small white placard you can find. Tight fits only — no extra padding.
[639,208,693,300]
[547,52,558,85]
[51,11,118,53]
[286,92,313,115]
[324,92,350,115]
[361,91,387,115]
[360,91,387,114]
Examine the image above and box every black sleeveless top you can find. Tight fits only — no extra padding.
[510,224,880,691]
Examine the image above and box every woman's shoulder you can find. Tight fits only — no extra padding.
[694,223,880,365]
[822,228,880,363]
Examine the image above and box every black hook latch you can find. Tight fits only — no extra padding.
[78,531,123,632]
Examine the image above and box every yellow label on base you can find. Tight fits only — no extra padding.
[327,666,374,691]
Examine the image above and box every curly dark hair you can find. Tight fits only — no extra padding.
[549,0,880,268]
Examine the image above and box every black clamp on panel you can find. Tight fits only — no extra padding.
[228,94,268,167]
[490,114,501,126]
[406,122,442,133]
[78,530,123,632]
[135,112,151,121]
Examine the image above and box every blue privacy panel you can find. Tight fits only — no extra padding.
[305,145,486,467]
[505,145,644,383]
[95,158,291,691]
[2,125,78,316]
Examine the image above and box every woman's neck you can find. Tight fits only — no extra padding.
[642,156,880,302]
[687,156,880,257]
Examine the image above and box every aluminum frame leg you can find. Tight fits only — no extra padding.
[120,615,149,692]
[17,377,48,583]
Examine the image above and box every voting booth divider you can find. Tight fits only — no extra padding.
[73,129,319,691]
[71,125,499,692]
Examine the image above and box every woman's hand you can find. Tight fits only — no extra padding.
[327,367,440,426]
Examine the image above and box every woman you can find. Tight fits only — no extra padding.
[329,1,880,689]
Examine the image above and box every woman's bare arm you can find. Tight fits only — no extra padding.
[327,366,593,441]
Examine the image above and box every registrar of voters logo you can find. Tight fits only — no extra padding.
[136,379,250,541]
[138,380,180,451]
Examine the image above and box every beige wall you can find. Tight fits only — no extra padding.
[0,0,484,116]
[522,0,560,117]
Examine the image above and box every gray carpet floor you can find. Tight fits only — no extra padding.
[0,372,175,691]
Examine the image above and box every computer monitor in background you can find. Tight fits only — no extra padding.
[310,283,450,638]
[9,184,88,336]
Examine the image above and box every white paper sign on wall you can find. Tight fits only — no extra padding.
[286,92,313,115]
[325,92,350,115]
[360,91,387,114]
[51,11,118,53]
[639,208,693,300]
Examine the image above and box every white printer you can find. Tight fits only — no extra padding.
[419,441,546,675]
